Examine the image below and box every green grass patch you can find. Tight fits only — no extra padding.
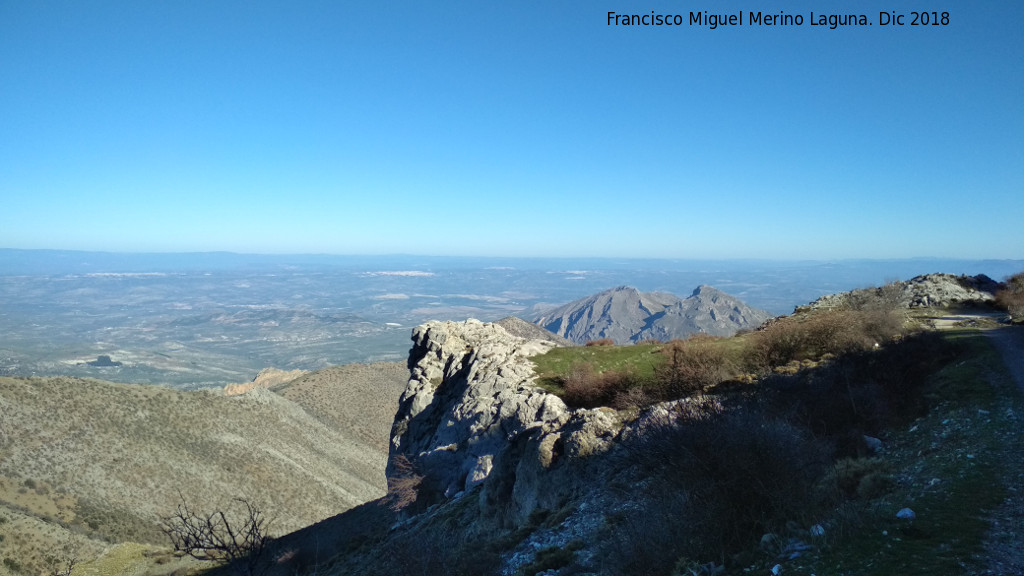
[530,342,663,392]
[928,329,1006,407]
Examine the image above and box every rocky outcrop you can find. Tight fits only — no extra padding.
[390,320,568,498]
[389,320,625,522]
[530,285,771,344]
[806,273,1002,311]
[223,367,307,396]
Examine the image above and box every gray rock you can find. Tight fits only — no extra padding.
[389,319,570,499]
[806,273,1001,312]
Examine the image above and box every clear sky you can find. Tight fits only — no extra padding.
[1,1,1021,259]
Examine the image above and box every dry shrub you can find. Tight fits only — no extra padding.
[845,281,904,312]
[996,272,1024,321]
[585,338,615,347]
[160,494,272,575]
[605,409,831,570]
[386,455,424,513]
[820,457,892,500]
[750,309,906,371]
[611,387,655,410]
[760,330,956,455]
[561,363,638,408]
[655,336,734,398]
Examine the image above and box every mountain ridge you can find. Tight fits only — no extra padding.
[530,285,772,344]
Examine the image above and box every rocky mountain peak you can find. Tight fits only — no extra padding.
[530,285,771,344]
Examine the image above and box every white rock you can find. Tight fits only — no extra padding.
[389,320,572,504]
[896,507,916,520]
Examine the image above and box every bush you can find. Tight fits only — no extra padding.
[996,272,1024,321]
[655,336,734,397]
[3,558,23,573]
[759,330,956,454]
[561,363,640,408]
[605,408,831,570]
[821,457,893,500]
[585,338,615,347]
[160,494,273,575]
[750,309,907,371]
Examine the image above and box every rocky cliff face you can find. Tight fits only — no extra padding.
[388,320,623,522]
[530,285,771,344]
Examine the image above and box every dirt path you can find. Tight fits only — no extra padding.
[985,325,1024,392]
[978,324,1024,575]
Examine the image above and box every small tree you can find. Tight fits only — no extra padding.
[160,493,272,575]
[996,272,1024,321]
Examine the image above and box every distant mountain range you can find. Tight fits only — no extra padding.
[529,285,772,344]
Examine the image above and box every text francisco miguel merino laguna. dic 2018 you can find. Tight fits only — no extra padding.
[607,10,951,29]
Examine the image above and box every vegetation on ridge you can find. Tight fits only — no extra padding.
[311,283,1020,576]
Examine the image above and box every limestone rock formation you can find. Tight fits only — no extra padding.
[806,273,1001,311]
[530,285,771,344]
[390,320,569,499]
[387,319,718,528]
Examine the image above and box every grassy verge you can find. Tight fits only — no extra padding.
[784,329,1021,575]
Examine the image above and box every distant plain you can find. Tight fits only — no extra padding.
[2,250,1020,388]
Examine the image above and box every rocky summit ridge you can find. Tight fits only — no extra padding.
[530,285,771,344]
[805,273,1002,311]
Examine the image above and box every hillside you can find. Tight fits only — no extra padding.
[530,285,771,344]
[255,277,1024,576]
[0,363,406,576]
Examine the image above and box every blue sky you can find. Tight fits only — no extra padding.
[1,1,1021,259]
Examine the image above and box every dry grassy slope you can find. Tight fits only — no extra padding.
[0,367,406,572]
[270,362,408,454]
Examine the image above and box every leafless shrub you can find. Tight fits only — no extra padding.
[749,310,900,370]
[386,454,424,512]
[996,272,1024,321]
[655,336,734,397]
[605,409,830,569]
[611,386,654,410]
[845,280,904,312]
[561,363,638,408]
[160,493,272,575]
